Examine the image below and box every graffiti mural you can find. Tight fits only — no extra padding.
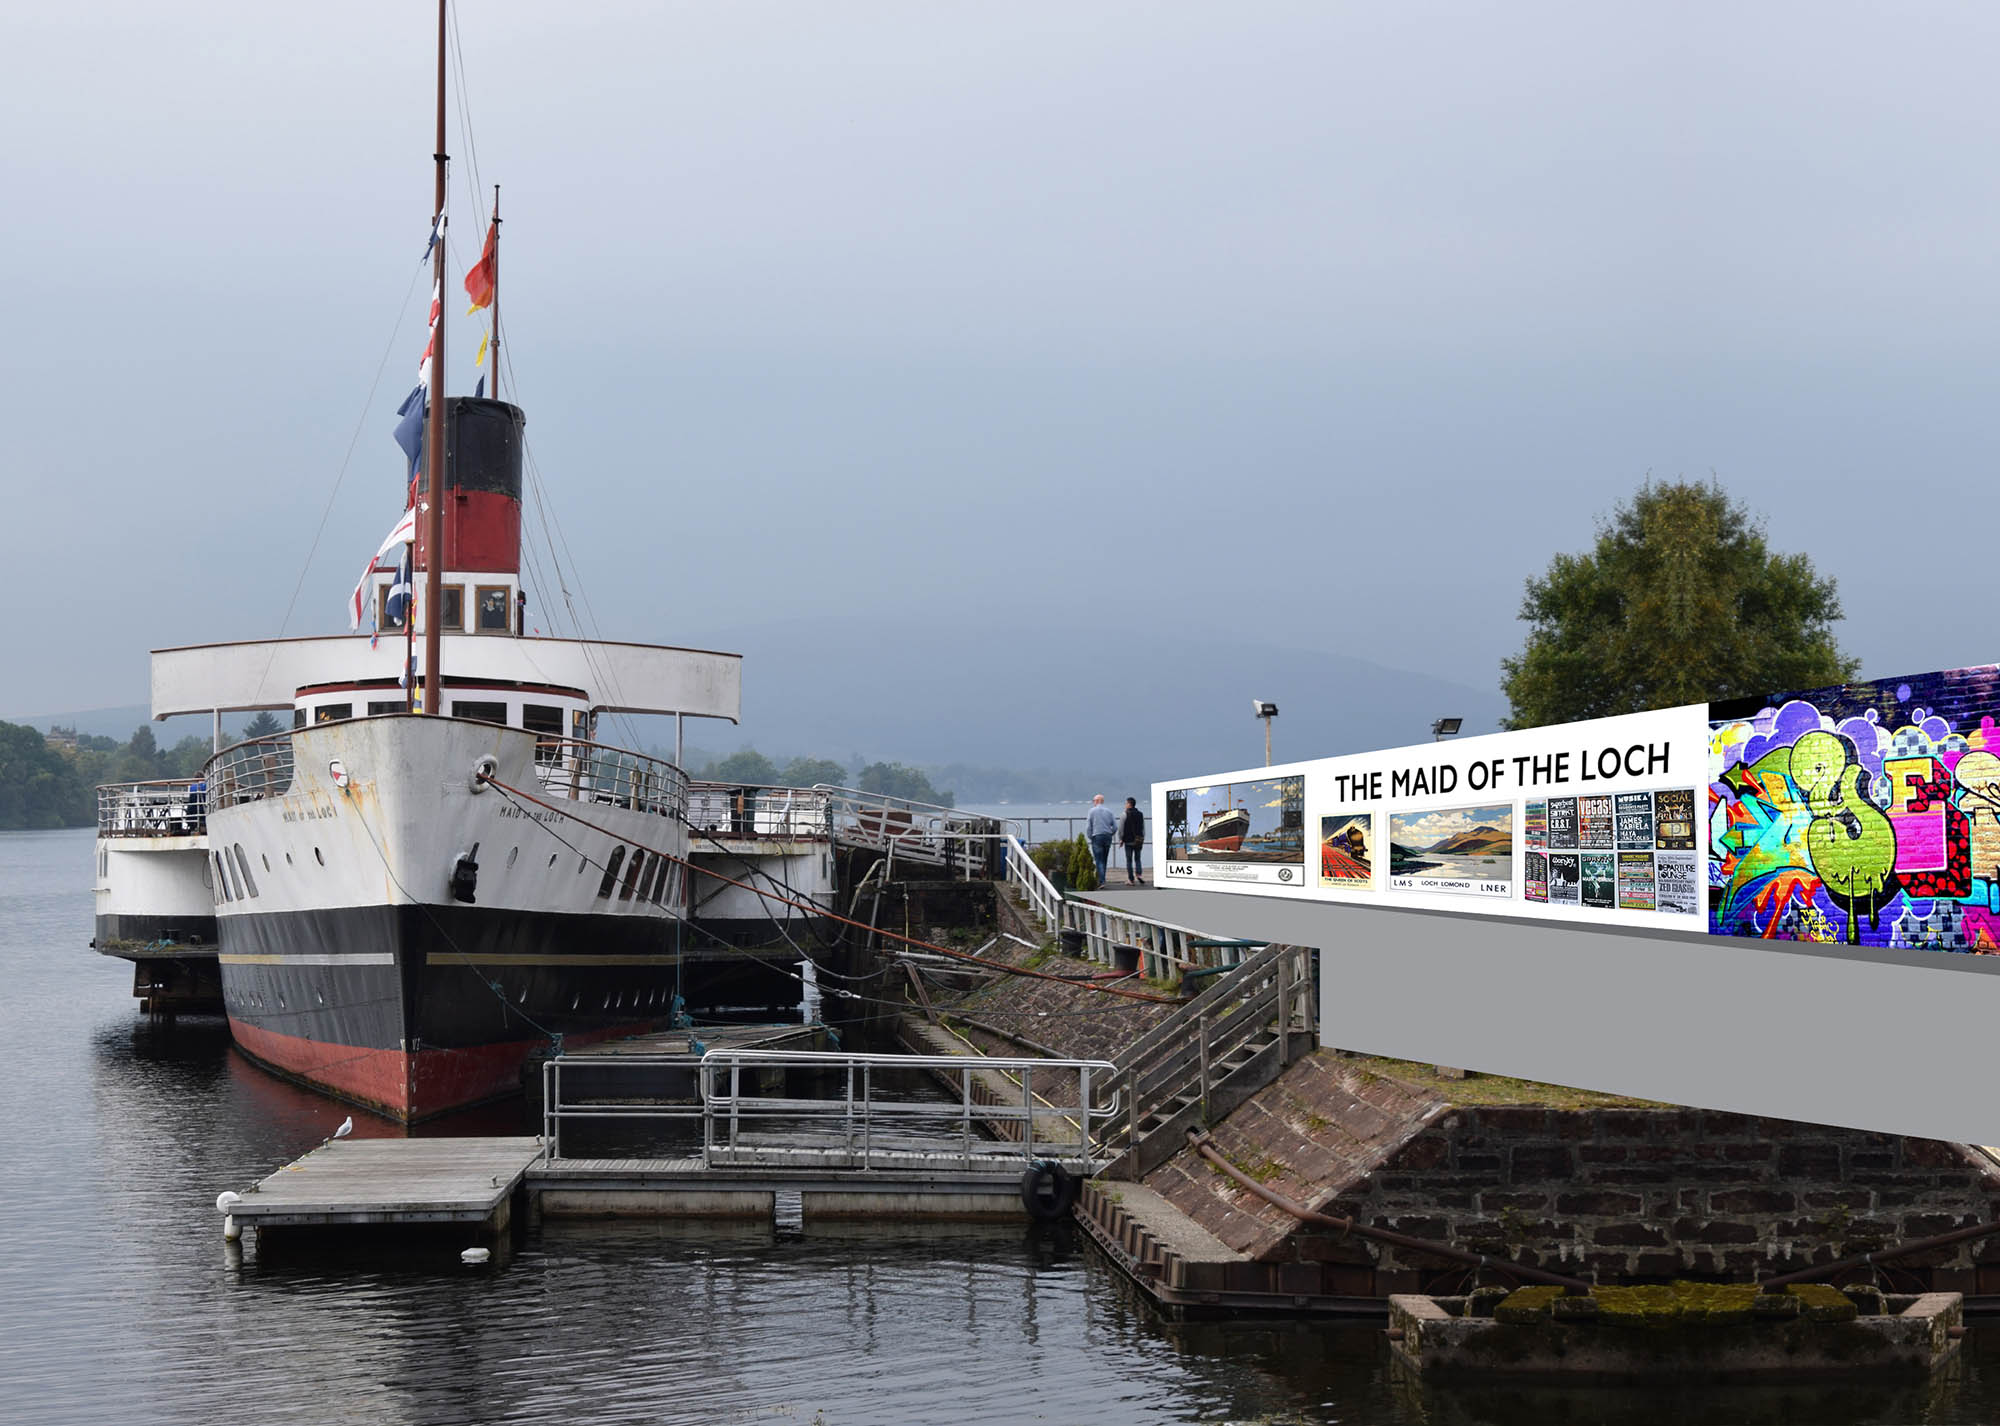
[1709,667,2000,952]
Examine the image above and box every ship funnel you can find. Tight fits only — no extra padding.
[413,397,526,576]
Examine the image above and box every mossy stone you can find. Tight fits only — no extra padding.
[1494,1285,1564,1324]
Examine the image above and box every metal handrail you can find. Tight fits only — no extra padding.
[205,733,297,812]
[96,779,209,838]
[1006,834,1063,933]
[542,1047,1119,1172]
[685,781,833,840]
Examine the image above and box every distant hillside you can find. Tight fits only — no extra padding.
[1428,825,1511,856]
[20,612,1509,793]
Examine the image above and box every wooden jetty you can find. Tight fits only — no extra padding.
[225,1137,543,1246]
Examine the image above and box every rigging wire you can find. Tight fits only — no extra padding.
[477,771,1180,1004]
[255,259,429,697]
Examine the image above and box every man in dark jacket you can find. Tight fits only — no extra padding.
[1119,797,1145,885]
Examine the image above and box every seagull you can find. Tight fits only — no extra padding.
[332,1116,353,1141]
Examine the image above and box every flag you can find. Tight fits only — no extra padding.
[473,373,486,399]
[474,329,488,367]
[464,221,496,312]
[348,508,419,630]
[427,278,441,326]
[421,209,445,261]
[384,541,414,627]
[392,384,426,477]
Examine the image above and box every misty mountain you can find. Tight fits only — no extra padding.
[14,613,1508,791]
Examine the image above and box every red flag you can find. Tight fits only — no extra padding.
[464,222,496,313]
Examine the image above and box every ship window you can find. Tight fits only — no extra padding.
[439,584,465,631]
[452,701,507,725]
[367,700,405,716]
[233,844,258,898]
[314,704,353,724]
[621,849,646,900]
[571,709,595,742]
[652,863,671,905]
[376,583,407,632]
[293,709,307,729]
[211,853,228,902]
[524,704,563,763]
[475,585,511,633]
[597,846,626,899]
[638,855,661,903]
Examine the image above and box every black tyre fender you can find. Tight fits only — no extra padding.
[1019,1159,1077,1220]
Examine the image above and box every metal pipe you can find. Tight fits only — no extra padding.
[1757,1217,2000,1291]
[1187,1130,1592,1292]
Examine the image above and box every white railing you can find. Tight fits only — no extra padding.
[1006,834,1063,933]
[96,780,208,838]
[205,733,296,812]
[820,785,1013,875]
[685,782,833,840]
[1060,899,1244,979]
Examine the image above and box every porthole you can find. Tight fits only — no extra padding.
[571,993,580,1010]
[276,991,286,1009]
[316,990,324,1006]
[548,853,559,868]
[285,852,293,865]
[518,984,528,1003]
[314,847,325,866]
[578,855,588,875]
[507,846,519,870]
[261,853,271,872]
[602,993,611,1009]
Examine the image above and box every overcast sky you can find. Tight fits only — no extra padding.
[4,2,1994,718]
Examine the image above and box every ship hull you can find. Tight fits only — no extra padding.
[208,715,702,1121]
[1194,809,1251,853]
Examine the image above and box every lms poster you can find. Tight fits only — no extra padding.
[1388,804,1513,898]
[1164,776,1306,887]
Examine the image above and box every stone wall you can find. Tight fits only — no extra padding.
[1146,1060,2000,1295]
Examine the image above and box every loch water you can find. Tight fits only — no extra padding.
[5,825,1999,1425]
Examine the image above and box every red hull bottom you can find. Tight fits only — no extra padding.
[1195,837,1245,854]
[228,1017,654,1122]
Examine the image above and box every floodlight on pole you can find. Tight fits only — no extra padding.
[1432,716,1463,743]
[1252,699,1279,765]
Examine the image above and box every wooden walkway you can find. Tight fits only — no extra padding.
[227,1137,543,1228]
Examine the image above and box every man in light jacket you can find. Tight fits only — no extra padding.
[1085,794,1119,886]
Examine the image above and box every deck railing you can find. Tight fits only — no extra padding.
[205,724,689,822]
[1005,834,1064,932]
[685,782,833,841]
[96,780,209,838]
[533,738,689,820]
[205,733,297,812]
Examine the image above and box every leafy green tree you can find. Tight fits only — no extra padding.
[780,757,849,788]
[163,737,212,779]
[709,748,780,785]
[0,721,91,828]
[856,761,953,807]
[1501,479,1858,727]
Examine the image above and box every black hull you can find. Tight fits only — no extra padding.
[219,904,810,1119]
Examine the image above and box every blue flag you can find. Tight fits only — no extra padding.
[392,384,426,477]
[473,373,485,399]
[385,542,413,627]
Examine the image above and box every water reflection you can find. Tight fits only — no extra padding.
[9,827,2000,1424]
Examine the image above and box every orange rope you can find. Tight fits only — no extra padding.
[477,773,1182,1004]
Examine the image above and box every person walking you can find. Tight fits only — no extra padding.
[1085,794,1118,886]
[1119,797,1145,885]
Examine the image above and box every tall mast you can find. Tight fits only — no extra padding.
[422,0,448,718]
[490,184,501,403]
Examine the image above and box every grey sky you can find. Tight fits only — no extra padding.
[4,3,1993,721]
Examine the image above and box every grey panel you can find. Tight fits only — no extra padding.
[1093,888,2000,1145]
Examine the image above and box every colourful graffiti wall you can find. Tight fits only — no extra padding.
[1709,667,2000,951]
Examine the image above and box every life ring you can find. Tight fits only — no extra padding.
[1019,1159,1077,1221]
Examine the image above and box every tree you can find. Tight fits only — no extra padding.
[242,711,284,740]
[856,761,953,807]
[709,748,780,785]
[780,757,849,788]
[1501,479,1858,728]
[0,721,91,828]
